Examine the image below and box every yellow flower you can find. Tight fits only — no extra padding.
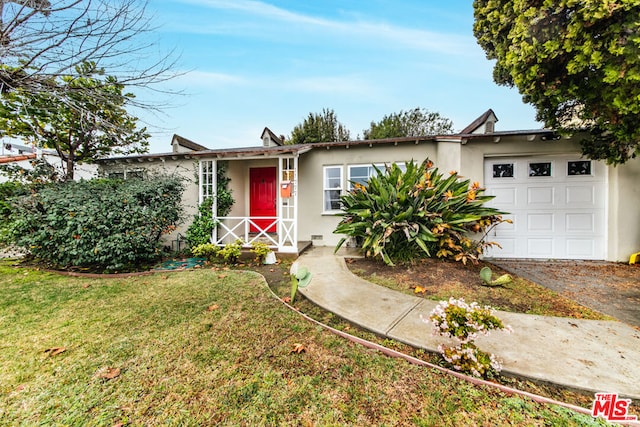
[467,190,476,201]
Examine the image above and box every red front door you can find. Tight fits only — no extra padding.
[249,167,277,232]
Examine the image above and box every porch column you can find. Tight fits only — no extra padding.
[277,156,298,252]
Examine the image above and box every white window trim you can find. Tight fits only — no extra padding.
[323,165,343,214]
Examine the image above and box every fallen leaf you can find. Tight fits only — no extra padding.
[412,286,427,295]
[112,423,124,427]
[15,384,26,392]
[282,296,292,303]
[269,269,275,272]
[207,304,220,311]
[569,322,578,328]
[82,283,91,289]
[290,343,306,354]
[218,274,226,279]
[44,347,66,357]
[97,367,121,380]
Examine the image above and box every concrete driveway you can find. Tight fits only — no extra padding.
[489,259,640,328]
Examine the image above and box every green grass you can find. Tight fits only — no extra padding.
[0,260,608,426]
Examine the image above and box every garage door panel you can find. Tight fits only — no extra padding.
[566,185,595,205]
[566,239,596,258]
[489,238,516,257]
[527,186,555,206]
[488,187,516,207]
[565,213,594,232]
[527,213,554,232]
[527,238,554,257]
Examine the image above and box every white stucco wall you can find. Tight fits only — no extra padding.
[606,158,640,261]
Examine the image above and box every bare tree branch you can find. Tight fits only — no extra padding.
[0,0,181,112]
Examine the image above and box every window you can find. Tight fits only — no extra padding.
[529,162,551,177]
[108,171,125,180]
[126,170,144,180]
[201,160,215,199]
[323,166,343,212]
[568,160,591,176]
[348,165,378,188]
[347,163,406,189]
[492,163,514,178]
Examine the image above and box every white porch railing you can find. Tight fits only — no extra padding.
[214,217,297,253]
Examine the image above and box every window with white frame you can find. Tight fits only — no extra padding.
[323,166,343,212]
[201,160,215,199]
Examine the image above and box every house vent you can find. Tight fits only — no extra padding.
[311,235,323,240]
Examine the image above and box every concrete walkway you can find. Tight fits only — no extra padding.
[297,246,640,400]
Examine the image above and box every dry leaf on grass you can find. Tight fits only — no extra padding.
[290,343,306,354]
[44,347,66,357]
[282,296,292,303]
[96,367,121,380]
[207,304,220,311]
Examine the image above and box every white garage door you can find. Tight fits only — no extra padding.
[483,155,607,259]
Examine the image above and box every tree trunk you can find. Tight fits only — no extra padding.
[65,153,74,181]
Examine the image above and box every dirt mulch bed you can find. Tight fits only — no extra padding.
[344,257,617,320]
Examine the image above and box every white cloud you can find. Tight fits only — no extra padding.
[173,0,474,56]
[175,70,247,88]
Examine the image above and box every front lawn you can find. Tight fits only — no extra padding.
[0,260,604,425]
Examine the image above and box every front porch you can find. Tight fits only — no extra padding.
[198,145,311,254]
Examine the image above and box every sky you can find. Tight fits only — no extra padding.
[139,0,542,153]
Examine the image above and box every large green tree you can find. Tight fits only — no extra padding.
[0,62,149,180]
[288,108,351,144]
[473,0,640,164]
[363,107,454,139]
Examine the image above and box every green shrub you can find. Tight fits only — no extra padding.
[186,197,215,248]
[217,240,243,264]
[7,176,184,272]
[191,243,219,261]
[0,181,29,246]
[250,241,272,263]
[334,159,508,265]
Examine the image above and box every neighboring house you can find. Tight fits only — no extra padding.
[97,111,640,262]
[0,141,96,182]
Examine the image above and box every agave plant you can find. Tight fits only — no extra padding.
[334,159,508,265]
